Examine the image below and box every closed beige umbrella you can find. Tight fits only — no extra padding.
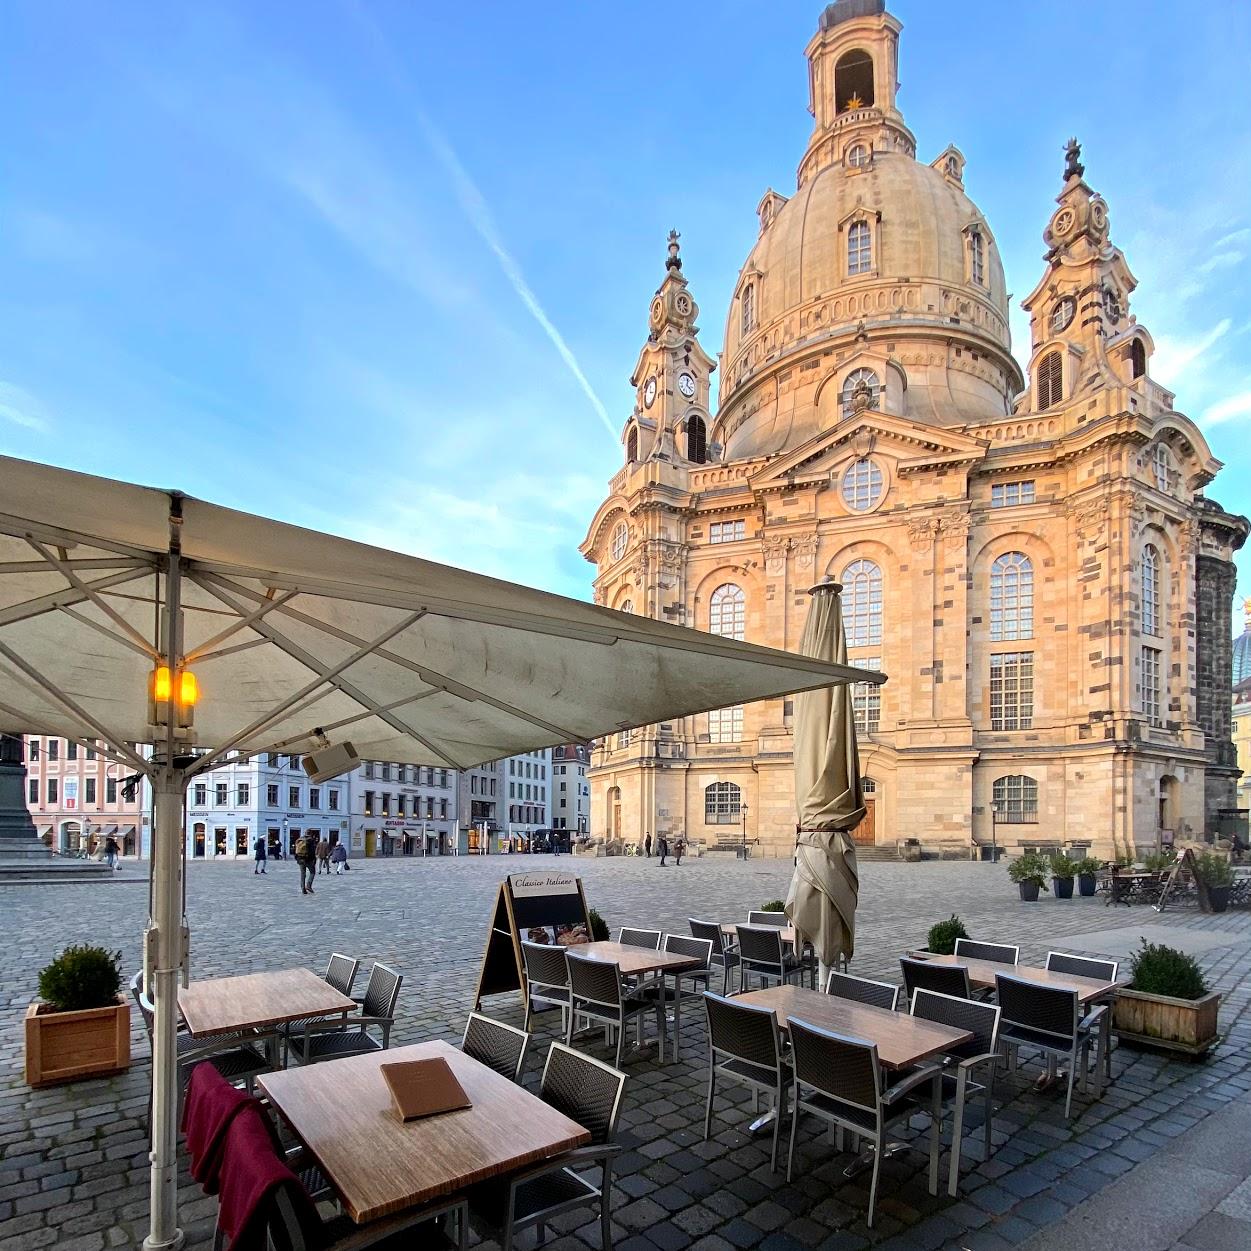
[786,578,881,977]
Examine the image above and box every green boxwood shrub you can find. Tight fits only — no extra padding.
[926,915,968,955]
[37,945,122,1013]
[587,908,610,942]
[1129,940,1207,1000]
[760,899,786,913]
[1049,852,1076,880]
[1007,853,1049,888]
[1073,857,1102,877]
[1195,852,1234,888]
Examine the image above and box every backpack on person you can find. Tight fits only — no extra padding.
[294,835,314,861]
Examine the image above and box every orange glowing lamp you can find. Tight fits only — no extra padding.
[149,664,199,731]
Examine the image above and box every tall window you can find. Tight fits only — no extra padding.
[970,231,985,285]
[215,783,227,806]
[841,458,884,512]
[611,521,628,562]
[848,221,872,275]
[991,481,1035,508]
[840,368,880,416]
[626,426,638,463]
[1037,351,1063,410]
[989,552,1034,641]
[709,584,746,640]
[990,652,1034,731]
[842,559,883,646]
[992,775,1038,823]
[267,784,279,806]
[852,657,881,734]
[708,705,744,743]
[1153,443,1170,493]
[686,414,708,464]
[1130,338,1146,378]
[193,783,207,806]
[741,283,755,335]
[704,781,742,824]
[1142,646,1163,726]
[1141,545,1161,637]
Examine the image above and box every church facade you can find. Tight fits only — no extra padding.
[579,0,1247,860]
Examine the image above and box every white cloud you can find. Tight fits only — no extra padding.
[1202,391,1251,427]
[0,381,50,432]
[1150,318,1232,384]
[1197,250,1245,275]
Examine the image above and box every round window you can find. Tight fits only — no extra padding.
[841,458,884,512]
[611,522,628,562]
[847,143,870,168]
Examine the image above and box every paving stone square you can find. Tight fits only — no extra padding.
[2,854,1249,1250]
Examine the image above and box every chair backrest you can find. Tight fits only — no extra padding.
[736,925,785,967]
[1046,952,1119,982]
[824,969,900,1012]
[540,1042,627,1145]
[994,973,1079,1043]
[130,971,154,1039]
[566,952,624,1009]
[953,939,1019,966]
[747,910,788,927]
[702,992,782,1077]
[618,928,662,950]
[361,963,403,1019]
[663,933,712,969]
[910,989,1000,1060]
[689,919,727,956]
[522,941,570,990]
[324,953,359,997]
[899,957,971,1001]
[462,1011,529,1081]
[788,1018,881,1116]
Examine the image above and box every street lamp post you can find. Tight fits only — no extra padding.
[989,801,999,864]
[740,803,750,860]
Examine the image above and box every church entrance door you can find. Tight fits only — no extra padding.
[850,800,875,846]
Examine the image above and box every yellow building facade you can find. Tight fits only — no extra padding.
[580,0,1248,860]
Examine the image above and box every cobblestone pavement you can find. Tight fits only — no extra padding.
[2,854,1249,1251]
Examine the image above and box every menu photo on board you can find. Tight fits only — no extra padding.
[509,871,591,947]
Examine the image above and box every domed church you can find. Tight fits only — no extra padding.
[580,0,1248,859]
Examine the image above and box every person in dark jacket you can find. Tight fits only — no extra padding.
[252,835,267,875]
[644,832,653,858]
[293,833,317,894]
[330,842,348,875]
[658,835,669,867]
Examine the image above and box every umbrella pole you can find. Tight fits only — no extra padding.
[144,769,186,1249]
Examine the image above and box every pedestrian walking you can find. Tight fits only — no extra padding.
[316,837,331,877]
[644,832,652,858]
[252,834,267,875]
[330,842,348,875]
[658,834,669,867]
[674,835,684,866]
[293,832,317,895]
[103,835,120,871]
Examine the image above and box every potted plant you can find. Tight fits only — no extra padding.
[1195,852,1235,914]
[1007,853,1049,901]
[1073,856,1102,897]
[25,945,130,1088]
[925,915,969,955]
[1144,850,1177,873]
[760,899,786,913]
[1113,939,1220,1056]
[587,908,610,941]
[1050,852,1077,899]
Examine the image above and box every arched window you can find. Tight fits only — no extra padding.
[848,221,872,275]
[990,552,1034,641]
[834,49,874,112]
[619,599,634,616]
[842,559,883,647]
[1036,351,1063,410]
[1153,443,1170,493]
[1141,545,1161,637]
[610,521,628,563]
[841,458,884,512]
[992,775,1038,823]
[1130,338,1146,379]
[704,781,742,824]
[847,143,869,168]
[969,231,985,286]
[709,584,745,640]
[861,777,877,794]
[741,283,755,335]
[626,426,638,463]
[840,367,880,415]
[686,414,707,464]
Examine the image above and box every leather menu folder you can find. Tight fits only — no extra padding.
[380,1057,473,1122]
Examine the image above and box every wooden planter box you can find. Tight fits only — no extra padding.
[1112,988,1220,1057]
[24,996,131,1088]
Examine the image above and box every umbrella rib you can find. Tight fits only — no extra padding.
[182,589,300,664]
[258,689,443,752]
[56,604,160,660]
[0,566,155,629]
[0,509,159,562]
[0,557,151,574]
[187,636,270,664]
[25,537,161,659]
[0,642,151,775]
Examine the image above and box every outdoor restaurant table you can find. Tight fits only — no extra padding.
[257,1040,590,1224]
[178,967,356,1037]
[914,954,1128,1004]
[722,922,800,947]
[735,984,972,1069]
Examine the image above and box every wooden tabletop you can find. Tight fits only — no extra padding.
[735,985,971,1070]
[918,954,1127,1003]
[259,1041,590,1224]
[573,942,701,977]
[178,967,355,1037]
[723,922,799,946]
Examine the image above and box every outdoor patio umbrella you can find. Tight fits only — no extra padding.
[785,577,870,983]
[0,454,884,1251]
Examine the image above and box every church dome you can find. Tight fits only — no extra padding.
[1234,603,1251,686]
[715,2,1022,461]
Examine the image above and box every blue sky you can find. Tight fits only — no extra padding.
[3,1,1250,610]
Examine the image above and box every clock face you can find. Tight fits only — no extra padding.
[678,372,696,398]
[643,377,657,408]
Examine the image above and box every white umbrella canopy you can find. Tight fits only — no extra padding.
[785,577,872,974]
[0,455,884,1250]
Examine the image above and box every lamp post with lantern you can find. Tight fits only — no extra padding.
[739,802,750,860]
